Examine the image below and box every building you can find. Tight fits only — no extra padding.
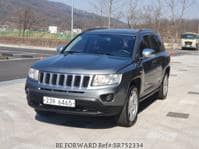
[48,26,58,34]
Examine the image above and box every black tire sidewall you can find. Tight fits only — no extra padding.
[159,73,169,99]
[120,86,139,127]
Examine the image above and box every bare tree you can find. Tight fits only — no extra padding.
[15,8,38,37]
[90,0,121,28]
[89,0,106,27]
[153,0,163,31]
[126,0,139,28]
[164,0,194,49]
[165,0,194,36]
[126,0,164,30]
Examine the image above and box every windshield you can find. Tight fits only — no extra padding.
[63,34,136,57]
[181,34,197,39]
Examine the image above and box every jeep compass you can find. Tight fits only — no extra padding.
[25,28,170,127]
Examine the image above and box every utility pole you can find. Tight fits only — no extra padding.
[71,0,74,39]
[198,23,199,34]
[108,0,112,28]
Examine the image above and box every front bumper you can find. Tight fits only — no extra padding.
[182,41,197,49]
[25,79,128,116]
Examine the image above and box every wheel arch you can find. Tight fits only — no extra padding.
[129,77,142,96]
[165,66,170,76]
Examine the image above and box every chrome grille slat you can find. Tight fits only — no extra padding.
[79,75,84,89]
[56,74,60,86]
[64,74,67,86]
[43,73,46,84]
[39,72,91,89]
[88,75,93,87]
[49,73,53,85]
[71,75,75,88]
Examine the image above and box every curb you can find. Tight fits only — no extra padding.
[0,44,55,51]
[0,78,26,87]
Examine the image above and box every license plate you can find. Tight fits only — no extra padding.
[43,96,75,108]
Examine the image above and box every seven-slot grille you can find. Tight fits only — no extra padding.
[39,72,92,89]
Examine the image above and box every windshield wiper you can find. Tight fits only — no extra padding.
[64,51,82,55]
[94,51,112,56]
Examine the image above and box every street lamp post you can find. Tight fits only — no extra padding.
[71,0,74,39]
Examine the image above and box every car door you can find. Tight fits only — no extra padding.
[140,34,162,96]
[139,34,156,96]
[148,34,163,89]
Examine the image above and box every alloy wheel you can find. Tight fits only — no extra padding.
[128,89,138,122]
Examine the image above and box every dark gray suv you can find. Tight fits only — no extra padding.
[25,28,170,127]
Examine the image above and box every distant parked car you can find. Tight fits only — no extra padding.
[181,32,199,50]
[25,28,170,127]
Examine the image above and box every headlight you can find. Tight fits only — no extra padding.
[92,74,122,86]
[28,68,39,81]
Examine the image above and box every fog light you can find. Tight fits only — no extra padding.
[100,94,114,102]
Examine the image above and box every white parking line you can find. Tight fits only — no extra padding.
[0,78,26,87]
[0,49,50,56]
[0,57,40,62]
[0,44,55,51]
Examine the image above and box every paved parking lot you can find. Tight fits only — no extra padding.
[0,47,54,60]
[0,47,55,81]
[0,51,199,149]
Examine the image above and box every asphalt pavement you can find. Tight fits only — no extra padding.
[0,46,55,81]
[0,46,198,82]
[0,46,199,149]
[0,51,199,149]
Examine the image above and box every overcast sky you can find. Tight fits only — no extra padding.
[52,0,199,20]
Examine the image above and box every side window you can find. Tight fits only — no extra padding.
[140,35,150,50]
[149,35,160,52]
[155,35,165,51]
[139,35,151,56]
[149,34,165,52]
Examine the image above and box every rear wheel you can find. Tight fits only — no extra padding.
[158,73,169,99]
[117,86,139,127]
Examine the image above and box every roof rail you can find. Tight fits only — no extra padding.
[139,28,154,32]
[84,27,108,32]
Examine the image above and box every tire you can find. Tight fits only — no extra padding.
[116,86,139,127]
[158,73,169,99]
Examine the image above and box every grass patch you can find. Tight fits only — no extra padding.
[0,30,76,40]
[0,30,77,47]
[0,36,69,48]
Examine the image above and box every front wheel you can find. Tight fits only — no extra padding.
[158,73,169,99]
[117,86,139,127]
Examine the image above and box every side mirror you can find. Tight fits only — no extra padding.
[142,48,155,58]
[56,45,65,54]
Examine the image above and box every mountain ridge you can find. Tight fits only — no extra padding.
[0,0,125,30]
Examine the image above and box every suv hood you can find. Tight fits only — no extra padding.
[33,54,132,74]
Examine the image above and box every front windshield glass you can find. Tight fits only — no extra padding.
[63,34,136,57]
[181,34,196,39]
